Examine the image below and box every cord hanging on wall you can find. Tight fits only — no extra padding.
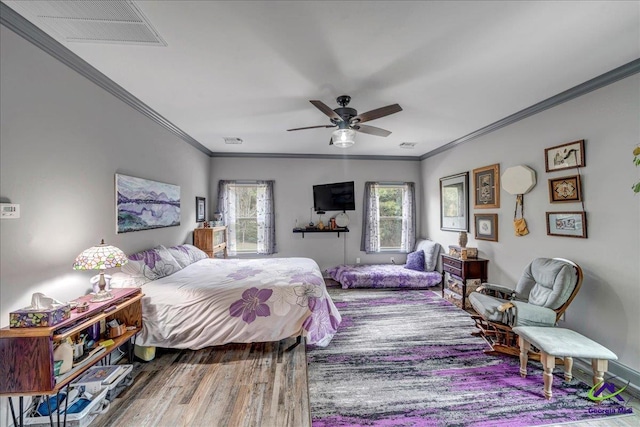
[501,165,536,237]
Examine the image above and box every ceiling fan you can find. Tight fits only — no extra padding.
[287,95,402,147]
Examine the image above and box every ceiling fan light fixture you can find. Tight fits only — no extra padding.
[332,129,356,148]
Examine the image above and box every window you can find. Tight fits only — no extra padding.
[361,182,416,253]
[217,181,275,255]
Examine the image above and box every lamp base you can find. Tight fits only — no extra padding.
[90,289,114,303]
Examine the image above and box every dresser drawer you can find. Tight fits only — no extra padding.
[443,288,471,310]
[442,256,462,276]
[446,273,481,296]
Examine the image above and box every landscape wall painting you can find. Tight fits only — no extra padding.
[116,174,181,233]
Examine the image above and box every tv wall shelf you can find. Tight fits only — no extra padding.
[293,228,349,238]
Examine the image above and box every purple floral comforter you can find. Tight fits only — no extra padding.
[327,264,442,289]
[136,258,341,349]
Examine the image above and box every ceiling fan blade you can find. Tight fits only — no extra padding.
[329,137,333,146]
[352,104,402,124]
[353,124,392,137]
[310,100,342,122]
[287,125,336,131]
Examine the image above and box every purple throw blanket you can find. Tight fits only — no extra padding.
[327,264,442,289]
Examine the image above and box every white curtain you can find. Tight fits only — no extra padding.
[217,180,276,256]
[360,182,381,253]
[217,181,238,255]
[361,181,415,253]
[400,182,416,253]
[256,180,276,255]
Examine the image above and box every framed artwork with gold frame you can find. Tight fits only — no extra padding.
[473,164,500,209]
[549,175,582,203]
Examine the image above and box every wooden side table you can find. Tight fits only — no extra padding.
[441,254,489,311]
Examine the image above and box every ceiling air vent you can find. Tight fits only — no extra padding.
[399,142,417,149]
[4,0,167,46]
[224,137,243,145]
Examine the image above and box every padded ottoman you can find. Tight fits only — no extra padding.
[512,326,618,399]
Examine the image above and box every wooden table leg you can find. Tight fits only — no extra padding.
[564,356,573,382]
[518,336,530,378]
[541,351,555,400]
[592,359,608,386]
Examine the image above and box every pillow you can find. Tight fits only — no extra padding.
[404,250,425,272]
[125,245,182,280]
[109,272,151,288]
[167,244,209,268]
[415,239,440,272]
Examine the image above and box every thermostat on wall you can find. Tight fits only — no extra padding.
[0,203,20,219]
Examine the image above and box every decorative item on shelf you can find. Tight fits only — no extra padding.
[212,211,223,226]
[458,231,468,248]
[335,212,350,228]
[203,221,210,228]
[330,218,336,230]
[501,165,536,237]
[317,210,325,230]
[73,239,128,302]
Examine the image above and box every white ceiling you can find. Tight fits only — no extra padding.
[3,1,639,157]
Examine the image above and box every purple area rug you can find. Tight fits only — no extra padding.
[307,288,629,427]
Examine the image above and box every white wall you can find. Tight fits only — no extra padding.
[209,157,422,272]
[421,75,640,371]
[0,26,210,325]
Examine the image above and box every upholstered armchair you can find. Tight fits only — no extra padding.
[468,258,583,357]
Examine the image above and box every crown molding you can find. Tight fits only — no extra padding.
[209,152,419,161]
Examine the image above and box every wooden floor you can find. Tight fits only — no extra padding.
[92,338,309,427]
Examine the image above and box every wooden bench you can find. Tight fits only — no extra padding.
[512,326,618,399]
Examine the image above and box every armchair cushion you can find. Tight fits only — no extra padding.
[468,292,509,323]
[515,258,578,309]
[510,301,557,327]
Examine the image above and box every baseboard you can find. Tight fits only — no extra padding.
[573,357,640,399]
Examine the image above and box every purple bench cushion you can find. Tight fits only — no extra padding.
[328,264,442,289]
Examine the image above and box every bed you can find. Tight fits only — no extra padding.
[327,239,443,289]
[111,245,341,350]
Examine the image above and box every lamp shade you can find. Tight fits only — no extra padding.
[332,129,356,148]
[73,240,128,271]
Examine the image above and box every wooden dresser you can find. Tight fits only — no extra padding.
[0,288,142,396]
[194,226,228,258]
[441,254,489,311]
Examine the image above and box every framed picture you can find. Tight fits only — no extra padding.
[548,175,582,203]
[440,172,469,232]
[544,139,585,172]
[474,213,498,241]
[115,174,180,233]
[473,164,500,209]
[546,211,587,238]
[196,197,206,222]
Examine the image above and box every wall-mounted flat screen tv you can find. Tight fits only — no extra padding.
[313,181,356,212]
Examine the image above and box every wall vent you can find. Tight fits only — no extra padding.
[399,142,417,149]
[224,137,244,145]
[4,0,167,46]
